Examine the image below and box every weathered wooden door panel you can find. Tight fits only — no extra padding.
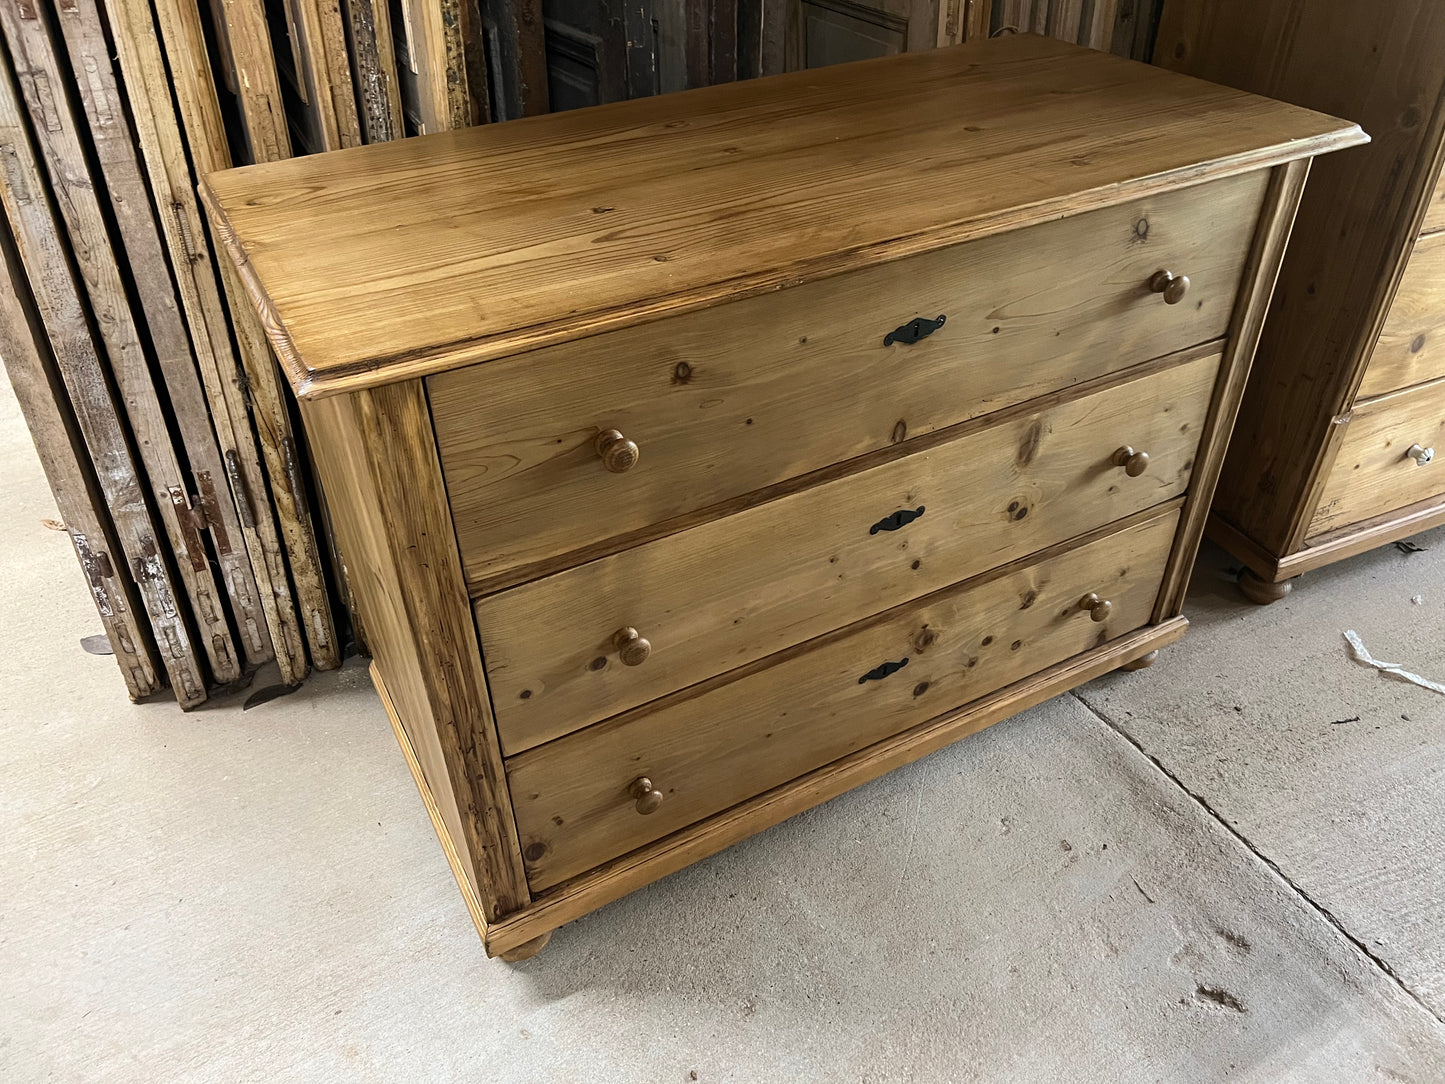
[785,0,939,69]
[542,0,652,109]
[541,0,739,110]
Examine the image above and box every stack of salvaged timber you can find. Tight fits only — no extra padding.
[0,0,1161,709]
[0,0,359,709]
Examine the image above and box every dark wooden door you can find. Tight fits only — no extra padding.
[782,0,941,69]
[541,0,738,111]
[540,0,636,110]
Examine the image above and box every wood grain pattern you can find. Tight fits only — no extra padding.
[1283,493,1445,579]
[1360,230,1445,399]
[395,0,472,132]
[290,0,364,150]
[385,610,1184,958]
[1308,377,1445,539]
[509,506,1180,891]
[0,39,207,705]
[1152,157,1310,620]
[1158,0,1442,559]
[479,347,1219,752]
[0,218,161,700]
[200,32,1361,398]
[433,173,1265,591]
[55,0,273,667]
[151,0,340,673]
[299,381,530,921]
[374,661,492,942]
[2,0,240,684]
[213,0,292,161]
[485,616,1185,955]
[106,0,309,685]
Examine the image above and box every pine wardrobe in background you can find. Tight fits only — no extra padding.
[1156,1,1445,602]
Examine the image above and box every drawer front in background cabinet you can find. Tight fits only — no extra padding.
[1309,378,1445,538]
[479,348,1220,754]
[431,171,1266,591]
[507,508,1181,891]
[1360,230,1445,399]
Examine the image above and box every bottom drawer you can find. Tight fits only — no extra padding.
[508,507,1181,891]
[1309,378,1445,538]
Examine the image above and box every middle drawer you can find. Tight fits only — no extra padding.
[479,347,1220,754]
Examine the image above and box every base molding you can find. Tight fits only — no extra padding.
[378,619,1187,958]
[1208,495,1445,585]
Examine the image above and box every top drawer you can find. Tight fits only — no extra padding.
[431,171,1267,592]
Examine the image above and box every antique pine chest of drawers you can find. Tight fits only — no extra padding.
[202,34,1360,960]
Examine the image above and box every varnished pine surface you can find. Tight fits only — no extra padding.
[201,33,1360,398]
[1308,376,1445,539]
[1159,0,1435,556]
[433,175,1262,591]
[1361,230,1445,399]
[478,348,1220,753]
[509,507,1181,891]
[484,618,1188,956]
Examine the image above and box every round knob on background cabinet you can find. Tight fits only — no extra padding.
[613,626,652,666]
[1406,443,1435,466]
[1148,270,1191,305]
[1112,446,1151,477]
[1078,593,1114,623]
[595,428,640,473]
[629,777,664,815]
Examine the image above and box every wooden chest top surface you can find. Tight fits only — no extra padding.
[201,33,1361,399]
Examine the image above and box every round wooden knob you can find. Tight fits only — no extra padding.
[1149,270,1191,305]
[629,776,663,814]
[1078,592,1113,622]
[613,626,651,666]
[1406,443,1435,466]
[1113,446,1151,477]
[595,428,639,473]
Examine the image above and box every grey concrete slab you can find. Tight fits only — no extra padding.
[4,379,1444,1081]
[1078,532,1445,1026]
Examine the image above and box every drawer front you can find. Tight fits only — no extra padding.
[480,349,1220,754]
[1360,231,1445,399]
[1309,378,1445,538]
[432,171,1266,592]
[508,509,1180,891]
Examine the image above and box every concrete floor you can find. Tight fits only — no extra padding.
[3,375,1445,1083]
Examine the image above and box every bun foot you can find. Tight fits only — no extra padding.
[1119,650,1159,672]
[498,932,551,962]
[1238,569,1293,605]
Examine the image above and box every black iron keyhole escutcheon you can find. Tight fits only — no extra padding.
[884,314,946,347]
[870,506,925,535]
[859,657,909,684]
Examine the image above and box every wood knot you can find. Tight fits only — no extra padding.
[1016,420,1043,467]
